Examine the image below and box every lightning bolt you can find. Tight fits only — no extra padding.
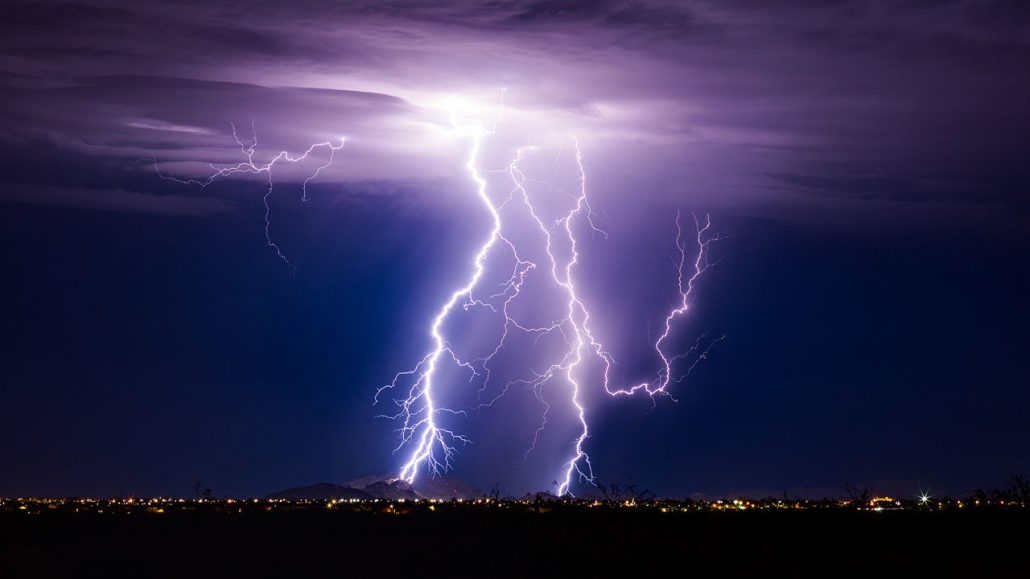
[602,212,728,400]
[505,138,727,495]
[498,138,600,497]
[373,113,522,483]
[152,121,345,272]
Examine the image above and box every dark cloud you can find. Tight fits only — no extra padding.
[764,171,1027,209]
[509,0,608,22]
[508,0,698,33]
[0,0,1026,220]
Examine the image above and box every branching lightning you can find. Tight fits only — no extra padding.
[377,121,726,495]
[374,119,503,483]
[501,139,601,496]
[153,121,345,272]
[505,140,726,495]
[603,212,729,400]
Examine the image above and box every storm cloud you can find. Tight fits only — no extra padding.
[0,0,1026,220]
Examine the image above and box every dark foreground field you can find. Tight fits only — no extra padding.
[2,506,1027,577]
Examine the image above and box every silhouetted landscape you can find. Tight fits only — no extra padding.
[4,477,1029,577]
[3,492,1028,577]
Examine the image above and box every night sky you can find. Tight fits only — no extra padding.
[1,0,1029,499]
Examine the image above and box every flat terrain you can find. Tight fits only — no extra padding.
[2,505,1027,577]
